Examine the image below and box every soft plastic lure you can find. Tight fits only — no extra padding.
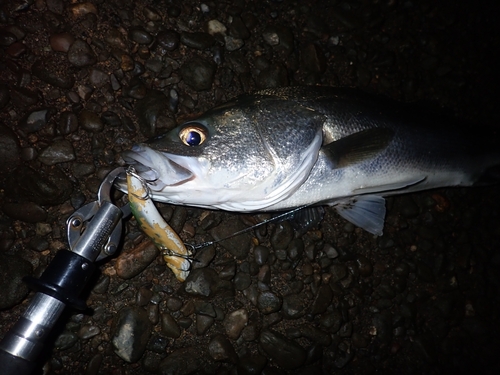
[126,167,192,282]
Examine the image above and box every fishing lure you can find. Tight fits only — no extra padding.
[126,167,192,282]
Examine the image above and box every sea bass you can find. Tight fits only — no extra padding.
[121,86,500,235]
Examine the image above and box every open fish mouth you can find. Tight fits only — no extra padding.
[122,145,194,190]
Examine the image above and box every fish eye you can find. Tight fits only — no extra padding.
[179,124,207,146]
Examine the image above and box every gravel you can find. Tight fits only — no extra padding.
[1,0,500,374]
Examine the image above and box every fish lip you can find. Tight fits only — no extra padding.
[122,145,194,187]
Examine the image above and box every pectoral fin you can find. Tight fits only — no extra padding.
[331,195,386,236]
[323,128,394,168]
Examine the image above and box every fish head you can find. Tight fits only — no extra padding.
[122,95,324,211]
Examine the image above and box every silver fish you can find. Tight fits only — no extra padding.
[121,86,500,235]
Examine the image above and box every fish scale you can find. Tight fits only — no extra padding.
[120,86,500,236]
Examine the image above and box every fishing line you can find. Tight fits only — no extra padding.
[185,205,311,252]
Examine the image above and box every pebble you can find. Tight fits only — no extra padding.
[184,268,220,297]
[208,334,238,363]
[111,306,152,363]
[0,124,20,172]
[259,329,306,370]
[2,202,47,223]
[135,90,168,137]
[233,272,251,290]
[18,108,53,133]
[54,331,78,351]
[223,308,248,340]
[79,109,104,133]
[58,111,79,134]
[0,84,9,108]
[156,30,180,51]
[38,139,76,165]
[128,27,154,45]
[157,347,206,375]
[89,68,109,87]
[10,86,39,107]
[4,165,73,205]
[180,31,215,50]
[160,313,181,338]
[114,242,159,279]
[237,353,267,375]
[180,57,216,91]
[270,221,294,250]
[196,314,214,335]
[309,284,333,315]
[282,293,308,319]
[257,291,282,314]
[254,246,270,265]
[207,19,226,35]
[67,39,97,67]
[78,325,101,340]
[209,218,252,259]
[0,254,32,309]
[49,32,75,52]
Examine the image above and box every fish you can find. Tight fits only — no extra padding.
[120,86,500,236]
[126,167,192,281]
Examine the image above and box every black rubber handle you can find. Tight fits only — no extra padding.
[0,349,39,375]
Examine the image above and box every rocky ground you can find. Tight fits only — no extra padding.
[1,0,500,374]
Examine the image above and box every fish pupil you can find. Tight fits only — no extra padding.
[186,131,201,146]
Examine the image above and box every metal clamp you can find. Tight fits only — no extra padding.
[66,167,130,262]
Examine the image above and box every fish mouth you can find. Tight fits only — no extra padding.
[121,144,194,191]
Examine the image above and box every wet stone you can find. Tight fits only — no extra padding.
[157,347,206,375]
[38,139,75,165]
[0,29,16,46]
[196,314,214,335]
[157,30,180,51]
[0,254,32,309]
[49,32,75,52]
[115,242,159,279]
[55,331,78,351]
[79,110,104,133]
[259,329,306,370]
[0,84,9,108]
[207,19,227,35]
[330,263,348,283]
[128,27,154,45]
[78,325,101,340]
[58,111,78,135]
[234,272,251,291]
[310,284,333,315]
[319,309,343,334]
[218,261,236,279]
[180,31,215,50]
[135,90,168,137]
[208,334,238,363]
[111,306,152,363]
[2,202,47,223]
[256,63,289,88]
[301,43,326,73]
[210,219,252,259]
[237,353,267,375]
[18,108,54,133]
[357,255,373,277]
[223,308,248,340]
[193,245,216,269]
[180,57,216,91]
[0,124,20,172]
[10,87,39,107]
[282,293,308,319]
[257,291,282,315]
[184,268,220,297]
[270,221,294,250]
[68,39,96,67]
[101,111,121,127]
[224,35,244,51]
[254,245,270,265]
[5,165,73,205]
[89,68,109,87]
[161,313,181,338]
